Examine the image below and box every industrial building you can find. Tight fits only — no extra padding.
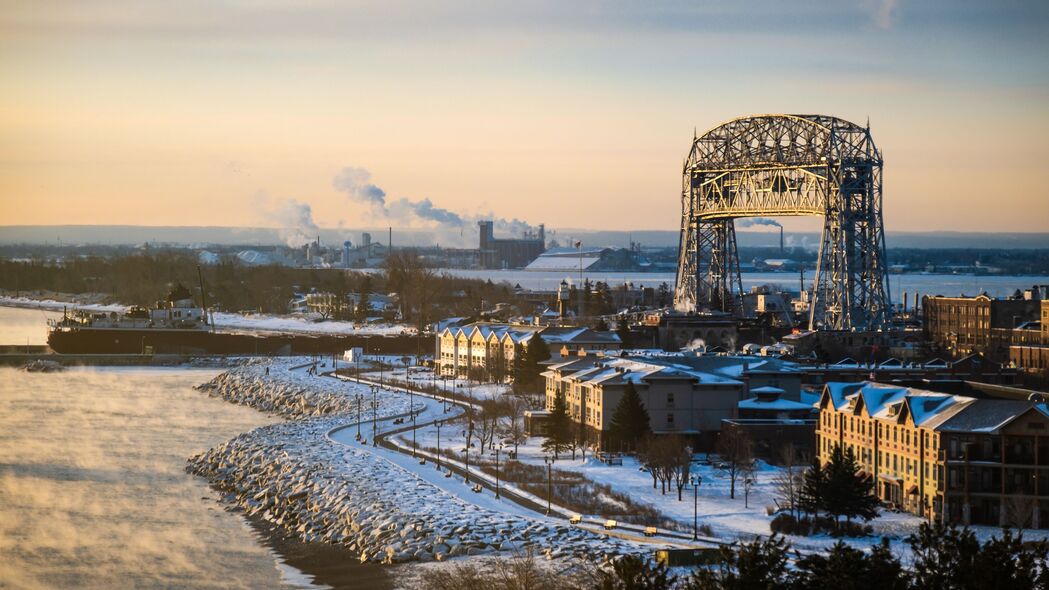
[477,220,546,269]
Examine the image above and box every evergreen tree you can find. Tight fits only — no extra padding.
[685,534,793,590]
[823,445,878,524]
[606,381,651,452]
[354,275,372,320]
[616,316,633,348]
[542,389,572,459]
[907,522,981,590]
[595,555,676,590]
[799,455,825,518]
[516,336,551,393]
[793,539,908,590]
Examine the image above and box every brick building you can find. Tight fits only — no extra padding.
[818,381,1049,527]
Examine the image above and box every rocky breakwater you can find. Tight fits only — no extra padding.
[189,419,646,564]
[195,359,357,418]
[189,359,650,564]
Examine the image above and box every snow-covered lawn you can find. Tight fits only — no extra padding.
[361,366,514,402]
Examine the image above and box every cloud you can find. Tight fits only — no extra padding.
[863,0,899,28]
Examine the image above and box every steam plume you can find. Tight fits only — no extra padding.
[333,166,536,247]
[736,217,782,229]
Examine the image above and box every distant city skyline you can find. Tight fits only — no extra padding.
[1,1,1047,233]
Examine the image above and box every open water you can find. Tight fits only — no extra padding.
[0,307,391,589]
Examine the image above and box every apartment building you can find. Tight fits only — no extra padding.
[923,294,1040,360]
[542,355,759,448]
[436,322,621,381]
[818,382,1049,527]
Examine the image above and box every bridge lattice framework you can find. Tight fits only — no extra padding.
[673,114,891,331]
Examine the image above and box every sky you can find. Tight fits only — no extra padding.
[1,0,1048,242]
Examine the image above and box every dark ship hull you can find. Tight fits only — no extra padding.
[47,327,428,356]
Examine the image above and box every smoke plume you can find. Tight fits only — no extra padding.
[736,217,782,229]
[333,167,387,208]
[333,166,537,247]
[256,194,320,248]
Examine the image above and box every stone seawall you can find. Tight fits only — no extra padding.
[189,360,647,564]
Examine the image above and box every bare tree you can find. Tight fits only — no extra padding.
[641,435,687,495]
[1005,494,1037,532]
[772,443,805,517]
[504,396,529,455]
[672,439,693,501]
[717,428,754,500]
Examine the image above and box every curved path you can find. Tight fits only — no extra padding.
[323,372,721,549]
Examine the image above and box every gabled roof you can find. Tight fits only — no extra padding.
[935,401,1049,433]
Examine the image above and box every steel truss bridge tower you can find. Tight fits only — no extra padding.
[673,114,891,331]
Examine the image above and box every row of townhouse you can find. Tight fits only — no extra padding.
[818,381,1049,527]
[435,321,621,381]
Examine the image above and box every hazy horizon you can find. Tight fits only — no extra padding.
[3,224,1049,250]
[2,1,1048,238]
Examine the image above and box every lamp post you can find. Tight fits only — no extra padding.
[435,418,443,472]
[355,393,363,440]
[370,384,379,446]
[356,354,360,385]
[544,455,553,515]
[441,375,449,413]
[403,356,417,457]
[495,443,504,499]
[690,475,703,540]
[744,477,754,509]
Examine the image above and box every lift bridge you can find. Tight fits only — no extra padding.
[673,114,891,331]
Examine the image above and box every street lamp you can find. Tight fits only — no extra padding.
[370,384,379,447]
[435,418,443,472]
[744,477,754,509]
[354,392,363,440]
[690,475,703,540]
[544,455,553,515]
[495,443,504,499]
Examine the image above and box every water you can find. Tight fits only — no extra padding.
[0,306,395,590]
[0,366,313,589]
[0,306,60,346]
[434,268,1049,298]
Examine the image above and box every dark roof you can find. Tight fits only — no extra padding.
[937,400,1048,433]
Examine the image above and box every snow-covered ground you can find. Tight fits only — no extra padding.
[190,360,661,565]
[0,295,414,336]
[363,366,514,401]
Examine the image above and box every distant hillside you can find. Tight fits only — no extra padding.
[2,225,1048,250]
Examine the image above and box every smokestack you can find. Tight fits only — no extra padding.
[903,291,908,314]
[914,292,921,317]
[779,226,784,254]
[389,226,392,253]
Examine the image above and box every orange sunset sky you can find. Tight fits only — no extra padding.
[1,1,1048,235]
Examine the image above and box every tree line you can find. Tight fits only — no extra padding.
[0,249,523,322]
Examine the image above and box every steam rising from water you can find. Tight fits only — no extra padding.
[0,366,296,589]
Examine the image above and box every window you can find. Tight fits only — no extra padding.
[667,392,675,406]
[667,413,675,425]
